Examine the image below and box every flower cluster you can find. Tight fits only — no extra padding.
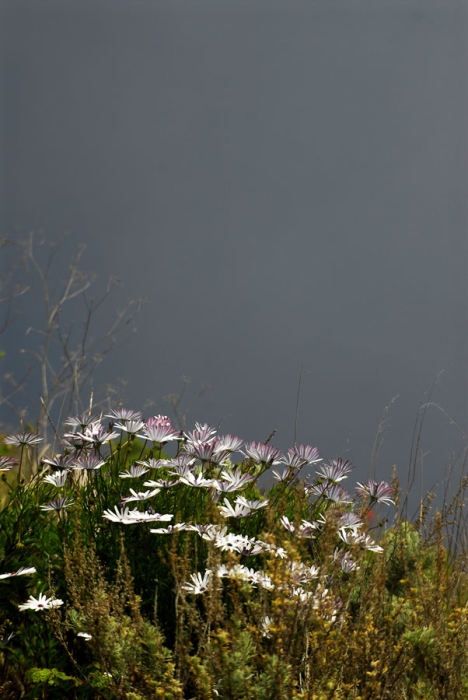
[3,408,395,636]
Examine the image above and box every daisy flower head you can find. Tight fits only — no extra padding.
[137,458,167,470]
[355,479,395,506]
[316,458,353,484]
[217,498,252,519]
[272,467,292,482]
[340,555,359,574]
[322,484,352,504]
[214,533,264,556]
[77,422,120,446]
[71,454,105,472]
[77,632,92,641]
[235,496,268,510]
[113,419,146,435]
[18,593,63,611]
[182,570,212,595]
[143,478,179,489]
[102,506,173,524]
[105,408,143,423]
[308,483,352,504]
[0,566,36,580]
[213,468,255,493]
[255,571,274,589]
[333,547,358,571]
[119,465,149,479]
[62,432,87,449]
[0,456,17,472]
[222,533,258,551]
[291,587,313,603]
[137,415,181,444]
[132,509,172,524]
[189,441,228,464]
[43,470,70,487]
[102,506,139,524]
[270,545,288,559]
[338,512,363,531]
[281,445,322,469]
[213,434,243,453]
[242,441,283,465]
[280,451,309,471]
[206,447,231,466]
[41,454,75,470]
[149,455,196,475]
[261,616,273,638]
[280,515,295,533]
[121,488,160,504]
[166,454,197,469]
[65,412,100,430]
[289,561,320,585]
[338,528,362,546]
[358,534,384,553]
[187,523,224,538]
[218,564,259,584]
[180,472,215,489]
[40,497,74,512]
[298,518,324,538]
[168,463,194,478]
[4,431,42,447]
[184,423,217,446]
[292,444,322,465]
[337,529,383,553]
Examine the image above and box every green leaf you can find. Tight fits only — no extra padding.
[27,667,82,686]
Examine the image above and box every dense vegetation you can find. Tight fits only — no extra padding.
[0,414,467,699]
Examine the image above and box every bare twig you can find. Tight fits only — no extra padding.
[0,232,147,440]
[293,365,303,450]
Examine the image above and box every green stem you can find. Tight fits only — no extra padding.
[18,445,25,484]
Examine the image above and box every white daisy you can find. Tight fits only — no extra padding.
[0,566,36,580]
[4,431,42,447]
[119,465,149,479]
[43,470,70,487]
[179,472,215,488]
[235,496,268,510]
[18,593,63,611]
[121,488,160,504]
[40,498,74,512]
[217,498,252,519]
[181,570,212,595]
[102,506,173,524]
[77,632,92,641]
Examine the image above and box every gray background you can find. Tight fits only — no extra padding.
[1,0,467,502]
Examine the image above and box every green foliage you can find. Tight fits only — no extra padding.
[27,666,82,687]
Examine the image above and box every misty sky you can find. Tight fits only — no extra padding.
[1,0,468,501]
